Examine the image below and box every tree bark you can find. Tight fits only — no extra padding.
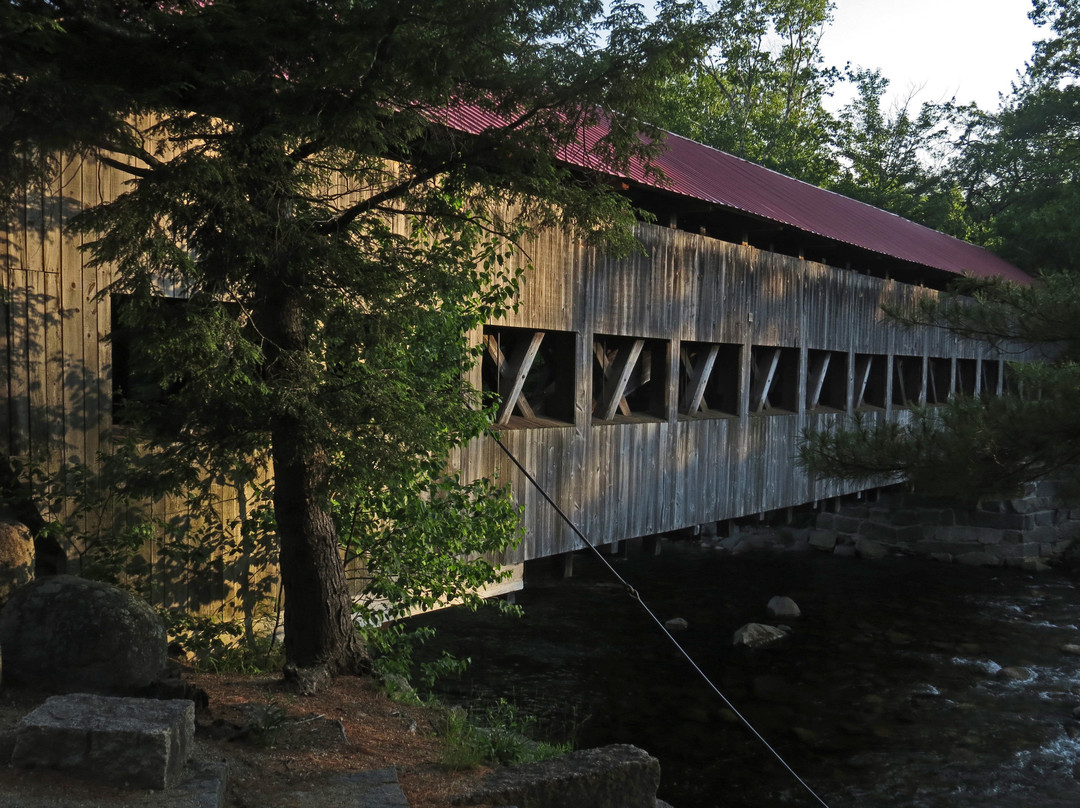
[272,415,370,683]
[257,269,369,687]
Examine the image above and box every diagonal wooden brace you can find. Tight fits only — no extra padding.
[486,331,544,424]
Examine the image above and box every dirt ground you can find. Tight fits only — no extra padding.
[0,671,496,808]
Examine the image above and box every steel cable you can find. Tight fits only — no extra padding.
[492,434,833,808]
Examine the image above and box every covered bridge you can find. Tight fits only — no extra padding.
[451,119,1031,571]
[1,119,1030,606]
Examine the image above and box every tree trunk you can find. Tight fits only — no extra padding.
[272,415,370,685]
[256,269,369,688]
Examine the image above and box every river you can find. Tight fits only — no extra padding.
[409,538,1080,808]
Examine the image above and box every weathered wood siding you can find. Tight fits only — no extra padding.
[4,156,1023,595]
[1,155,275,618]
[465,225,1017,562]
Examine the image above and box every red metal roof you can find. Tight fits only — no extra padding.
[444,105,1031,284]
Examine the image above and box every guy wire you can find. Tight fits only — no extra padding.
[492,434,833,808]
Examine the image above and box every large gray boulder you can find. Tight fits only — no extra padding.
[0,575,166,693]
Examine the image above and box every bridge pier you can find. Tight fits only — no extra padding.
[605,540,626,557]
[642,535,662,556]
[551,552,575,579]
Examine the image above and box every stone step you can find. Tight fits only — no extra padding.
[258,767,411,807]
[13,693,195,790]
[454,744,661,808]
[0,760,227,808]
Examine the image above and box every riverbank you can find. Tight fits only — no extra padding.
[411,538,1080,808]
[0,671,498,807]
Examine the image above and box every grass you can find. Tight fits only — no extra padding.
[439,698,573,770]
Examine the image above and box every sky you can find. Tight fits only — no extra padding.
[819,0,1042,112]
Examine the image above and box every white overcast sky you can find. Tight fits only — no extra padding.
[819,0,1042,111]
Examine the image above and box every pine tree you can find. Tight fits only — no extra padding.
[1,0,701,686]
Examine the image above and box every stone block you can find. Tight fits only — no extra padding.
[929,552,953,563]
[956,551,1003,568]
[858,521,896,542]
[1037,480,1064,498]
[1010,498,1038,514]
[815,512,836,529]
[1024,525,1062,544]
[914,541,984,557]
[838,505,869,519]
[889,509,923,526]
[12,694,194,790]
[833,515,863,533]
[995,542,1042,558]
[1034,510,1059,527]
[916,508,955,526]
[970,511,1035,531]
[855,538,889,560]
[935,525,1002,545]
[893,524,926,543]
[808,529,837,551]
[454,744,660,808]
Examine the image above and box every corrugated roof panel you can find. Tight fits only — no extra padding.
[442,105,1030,284]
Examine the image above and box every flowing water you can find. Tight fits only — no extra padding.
[409,539,1080,808]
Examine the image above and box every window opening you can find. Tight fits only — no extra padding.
[592,334,668,422]
[926,357,952,404]
[806,350,847,411]
[482,326,575,427]
[749,345,799,414]
[891,355,925,407]
[854,353,887,409]
[981,359,1001,396]
[679,341,741,417]
[955,358,978,397]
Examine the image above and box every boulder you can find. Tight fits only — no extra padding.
[732,623,787,648]
[808,529,837,551]
[454,744,660,808]
[664,617,689,633]
[998,666,1033,682]
[0,575,166,693]
[956,551,1002,568]
[0,509,34,605]
[855,538,889,560]
[766,596,801,619]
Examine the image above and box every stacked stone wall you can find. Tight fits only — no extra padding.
[812,481,1078,568]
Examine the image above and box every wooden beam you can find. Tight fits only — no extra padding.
[486,331,544,424]
[598,339,645,421]
[893,357,908,405]
[749,347,781,413]
[680,343,719,413]
[854,354,873,408]
[806,351,831,410]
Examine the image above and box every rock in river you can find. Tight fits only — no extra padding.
[733,623,787,648]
